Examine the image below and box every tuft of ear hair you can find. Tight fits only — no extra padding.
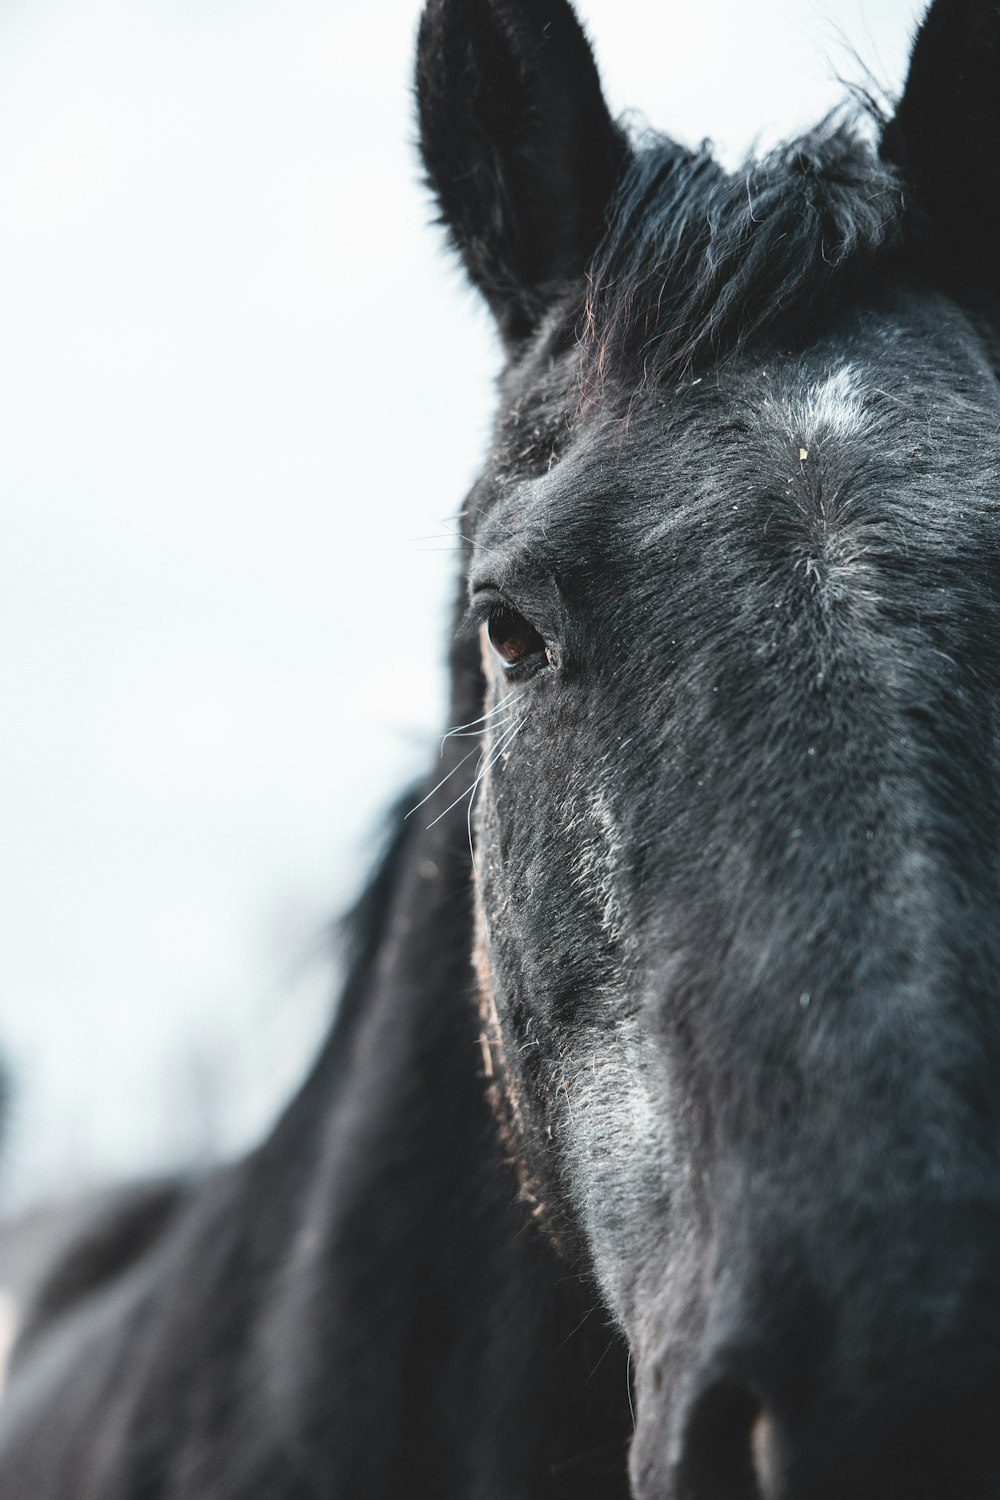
[415,0,629,342]
[882,0,1000,289]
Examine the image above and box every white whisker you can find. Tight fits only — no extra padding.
[468,714,530,896]
[469,715,527,796]
[404,747,481,819]
[440,688,529,747]
[409,691,529,822]
[444,710,522,739]
[426,714,527,830]
[444,708,522,739]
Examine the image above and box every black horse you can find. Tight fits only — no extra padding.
[3,0,1000,1495]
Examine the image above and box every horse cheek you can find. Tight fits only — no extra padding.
[478,730,679,1325]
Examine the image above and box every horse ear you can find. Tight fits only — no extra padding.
[881,0,1000,286]
[416,0,629,340]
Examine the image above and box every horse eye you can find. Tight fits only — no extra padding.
[487,604,544,668]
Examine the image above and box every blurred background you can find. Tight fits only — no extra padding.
[0,0,922,1212]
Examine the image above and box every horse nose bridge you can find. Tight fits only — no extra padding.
[632,1202,1000,1500]
[659,965,1000,1211]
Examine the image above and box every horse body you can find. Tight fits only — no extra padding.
[4,1,1000,1496]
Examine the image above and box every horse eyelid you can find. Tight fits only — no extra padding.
[456,591,505,641]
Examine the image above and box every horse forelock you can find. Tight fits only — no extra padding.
[578,117,905,399]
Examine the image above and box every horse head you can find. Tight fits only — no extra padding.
[417,2,1000,1495]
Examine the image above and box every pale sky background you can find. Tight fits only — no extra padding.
[0,0,923,1209]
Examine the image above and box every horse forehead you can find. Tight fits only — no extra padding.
[492,326,985,551]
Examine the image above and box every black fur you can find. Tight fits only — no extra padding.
[4,2,1000,1497]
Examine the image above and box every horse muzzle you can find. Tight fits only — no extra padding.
[628,1202,1000,1500]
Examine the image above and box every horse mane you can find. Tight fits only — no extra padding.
[580,115,905,393]
[331,788,419,1038]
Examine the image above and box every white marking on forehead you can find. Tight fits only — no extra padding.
[790,363,869,442]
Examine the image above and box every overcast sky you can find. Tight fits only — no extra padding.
[0,0,922,1209]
